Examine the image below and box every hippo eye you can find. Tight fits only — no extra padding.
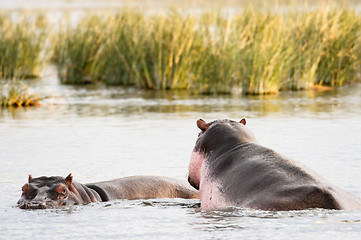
[61,189,68,197]
[57,189,68,200]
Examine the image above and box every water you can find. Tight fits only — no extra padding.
[1,67,361,239]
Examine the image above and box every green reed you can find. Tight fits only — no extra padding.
[55,15,108,84]
[54,7,361,94]
[0,14,48,79]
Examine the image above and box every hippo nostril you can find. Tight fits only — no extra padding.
[19,203,28,209]
[38,203,46,209]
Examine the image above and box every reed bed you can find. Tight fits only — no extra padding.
[0,14,48,79]
[54,7,361,94]
[0,80,41,107]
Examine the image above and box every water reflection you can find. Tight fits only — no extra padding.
[195,207,337,219]
[91,199,201,210]
[140,199,200,209]
[189,207,341,232]
[18,205,81,215]
[2,74,361,121]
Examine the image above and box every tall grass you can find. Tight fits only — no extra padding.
[1,6,361,95]
[0,14,48,79]
[55,15,108,84]
[54,7,361,94]
[55,10,202,89]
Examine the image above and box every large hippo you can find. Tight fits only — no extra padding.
[18,174,199,209]
[188,118,361,211]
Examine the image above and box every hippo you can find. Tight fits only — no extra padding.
[18,174,199,209]
[188,118,361,211]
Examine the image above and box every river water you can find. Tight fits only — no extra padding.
[1,67,361,239]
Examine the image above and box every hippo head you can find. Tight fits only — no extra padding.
[18,173,78,209]
[188,118,258,190]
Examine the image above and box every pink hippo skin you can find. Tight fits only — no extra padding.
[189,151,230,209]
[188,118,361,211]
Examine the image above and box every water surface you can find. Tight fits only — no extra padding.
[1,70,361,239]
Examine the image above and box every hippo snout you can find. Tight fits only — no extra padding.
[19,202,48,209]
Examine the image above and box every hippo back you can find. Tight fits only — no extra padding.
[86,175,199,200]
[188,118,361,211]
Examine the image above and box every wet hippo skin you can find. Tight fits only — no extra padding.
[18,174,199,209]
[188,118,361,211]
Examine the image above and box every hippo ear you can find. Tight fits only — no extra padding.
[28,174,33,182]
[65,173,73,186]
[197,119,209,131]
[240,118,246,125]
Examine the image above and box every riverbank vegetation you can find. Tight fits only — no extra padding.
[54,7,361,94]
[0,14,48,107]
[0,80,41,107]
[2,5,361,97]
[0,14,48,79]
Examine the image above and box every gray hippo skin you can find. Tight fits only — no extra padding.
[188,118,361,211]
[18,174,199,209]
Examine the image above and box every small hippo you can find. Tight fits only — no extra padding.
[18,174,199,209]
[188,118,361,211]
